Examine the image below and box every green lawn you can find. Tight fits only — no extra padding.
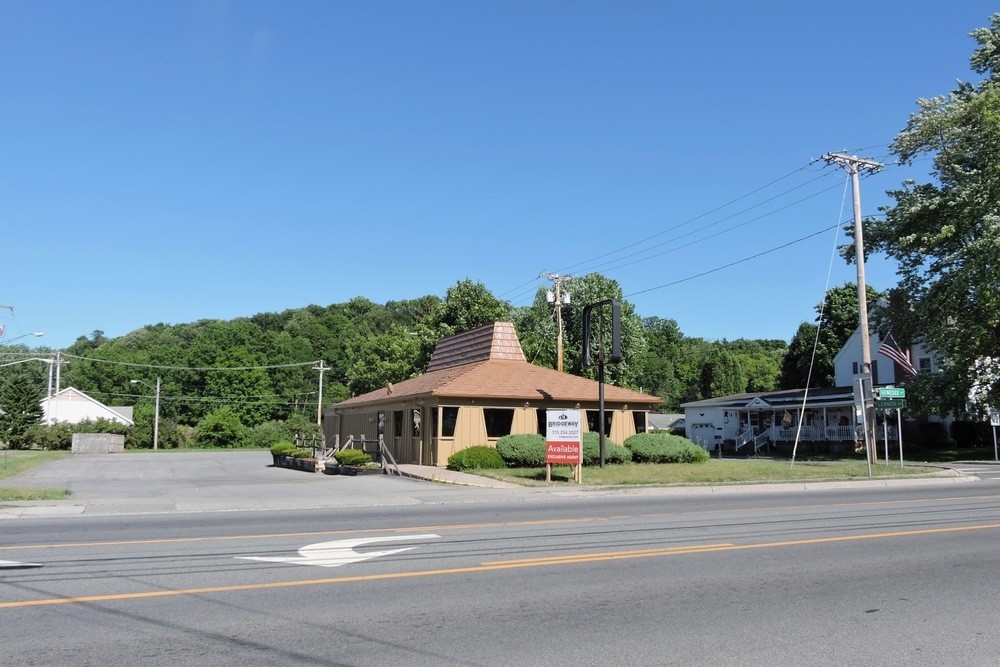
[0,450,71,501]
[471,458,947,487]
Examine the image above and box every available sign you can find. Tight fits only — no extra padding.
[546,409,582,465]
[878,386,906,399]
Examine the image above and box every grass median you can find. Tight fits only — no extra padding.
[0,450,71,501]
[471,458,947,487]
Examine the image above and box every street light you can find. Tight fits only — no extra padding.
[1,331,44,345]
[131,377,161,451]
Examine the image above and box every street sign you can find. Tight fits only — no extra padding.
[875,398,905,410]
[990,409,1000,427]
[878,386,906,399]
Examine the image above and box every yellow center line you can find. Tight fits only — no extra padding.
[0,518,596,552]
[3,522,1000,610]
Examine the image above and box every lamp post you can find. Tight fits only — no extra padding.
[131,377,161,450]
[0,331,44,345]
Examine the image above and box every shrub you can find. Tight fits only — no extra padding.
[917,421,954,448]
[625,432,710,464]
[949,420,990,447]
[448,445,506,471]
[289,448,313,459]
[270,442,296,456]
[195,406,248,448]
[334,448,372,466]
[496,433,546,467]
[582,432,632,465]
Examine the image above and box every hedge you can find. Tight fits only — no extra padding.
[582,432,632,465]
[624,432,710,464]
[447,445,506,471]
[496,433,547,467]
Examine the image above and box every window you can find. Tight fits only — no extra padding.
[632,411,646,434]
[483,408,514,438]
[393,411,403,438]
[441,407,458,437]
[536,409,546,435]
[412,408,421,437]
[586,410,612,436]
[919,357,932,373]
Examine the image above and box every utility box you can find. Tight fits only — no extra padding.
[71,433,125,454]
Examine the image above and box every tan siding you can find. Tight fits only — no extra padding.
[511,407,538,435]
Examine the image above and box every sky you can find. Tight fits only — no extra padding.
[1,2,994,351]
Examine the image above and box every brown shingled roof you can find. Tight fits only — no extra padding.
[334,322,660,409]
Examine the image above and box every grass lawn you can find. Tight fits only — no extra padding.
[471,458,947,487]
[0,450,71,501]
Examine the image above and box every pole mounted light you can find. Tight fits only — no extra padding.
[131,377,161,450]
[0,331,44,345]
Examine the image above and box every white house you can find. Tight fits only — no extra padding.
[833,329,940,386]
[681,326,932,453]
[42,387,134,427]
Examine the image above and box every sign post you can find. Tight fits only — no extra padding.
[990,408,1000,462]
[545,410,583,483]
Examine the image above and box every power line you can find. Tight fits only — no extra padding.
[59,353,322,372]
[624,224,838,298]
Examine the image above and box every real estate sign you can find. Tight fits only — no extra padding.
[546,410,582,465]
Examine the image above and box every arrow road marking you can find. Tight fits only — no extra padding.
[236,534,440,569]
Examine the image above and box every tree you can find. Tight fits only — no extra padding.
[700,347,746,398]
[0,363,46,449]
[779,283,881,388]
[346,326,423,395]
[860,14,1000,414]
[432,279,512,337]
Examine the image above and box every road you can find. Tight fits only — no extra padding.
[4,474,1000,666]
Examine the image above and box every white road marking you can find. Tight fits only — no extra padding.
[236,534,440,569]
[0,559,42,569]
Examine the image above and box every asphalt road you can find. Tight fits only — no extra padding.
[2,454,1000,665]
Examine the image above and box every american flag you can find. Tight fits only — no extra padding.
[878,332,917,376]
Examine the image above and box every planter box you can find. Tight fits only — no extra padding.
[340,465,384,476]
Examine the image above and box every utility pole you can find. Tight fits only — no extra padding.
[823,152,884,464]
[540,273,572,372]
[313,360,327,426]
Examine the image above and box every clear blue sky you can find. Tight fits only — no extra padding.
[1,2,992,350]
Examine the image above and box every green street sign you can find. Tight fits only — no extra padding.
[878,386,906,399]
[875,398,905,410]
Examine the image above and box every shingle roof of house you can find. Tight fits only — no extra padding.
[680,386,855,410]
[334,322,660,409]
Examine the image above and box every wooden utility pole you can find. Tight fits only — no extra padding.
[823,152,884,463]
[313,360,327,426]
[541,273,572,372]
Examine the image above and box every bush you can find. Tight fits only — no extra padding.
[917,421,954,448]
[334,448,372,466]
[195,406,248,448]
[949,420,991,447]
[270,442,296,456]
[582,432,632,465]
[625,432,710,464]
[289,448,313,459]
[447,445,506,471]
[496,433,546,467]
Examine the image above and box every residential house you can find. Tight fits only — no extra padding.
[42,387,135,427]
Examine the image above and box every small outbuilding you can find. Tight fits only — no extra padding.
[324,322,661,466]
